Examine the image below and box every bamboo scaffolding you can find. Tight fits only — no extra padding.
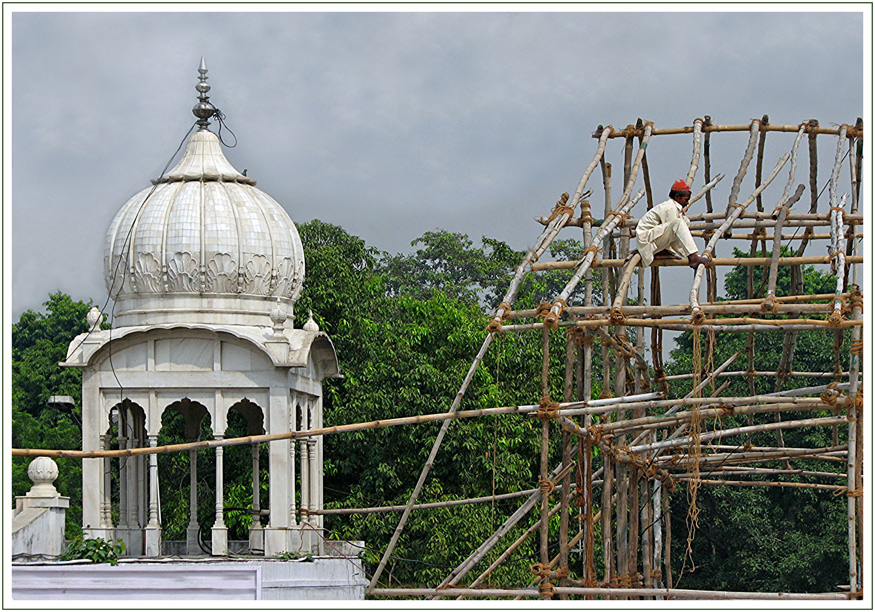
[530,254,863,272]
[690,151,791,321]
[368,586,849,600]
[542,211,865,228]
[432,462,576,594]
[597,120,861,139]
[624,416,847,455]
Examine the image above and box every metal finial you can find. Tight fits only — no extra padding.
[192,57,216,129]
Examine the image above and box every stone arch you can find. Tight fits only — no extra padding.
[106,399,147,555]
[225,399,268,550]
[157,399,213,552]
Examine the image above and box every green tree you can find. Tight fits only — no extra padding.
[11,292,96,537]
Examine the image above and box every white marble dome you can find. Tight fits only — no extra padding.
[104,128,305,327]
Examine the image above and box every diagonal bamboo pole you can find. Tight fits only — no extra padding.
[689,152,790,321]
[487,126,613,331]
[431,461,576,595]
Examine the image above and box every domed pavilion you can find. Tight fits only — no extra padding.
[62,60,339,558]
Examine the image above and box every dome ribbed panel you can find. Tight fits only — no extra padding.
[103,128,305,326]
[202,182,241,294]
[162,182,202,293]
[250,189,305,299]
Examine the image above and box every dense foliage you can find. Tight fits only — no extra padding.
[11,226,851,592]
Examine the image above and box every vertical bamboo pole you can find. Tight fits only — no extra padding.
[663,485,673,591]
[558,332,575,599]
[846,293,862,596]
[602,453,614,593]
[641,478,653,593]
[539,327,551,581]
[704,115,714,213]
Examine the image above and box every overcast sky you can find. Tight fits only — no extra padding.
[5,6,867,321]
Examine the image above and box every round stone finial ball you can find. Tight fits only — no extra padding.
[28,457,59,486]
[86,306,103,330]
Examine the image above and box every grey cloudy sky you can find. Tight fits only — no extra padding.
[7,7,866,320]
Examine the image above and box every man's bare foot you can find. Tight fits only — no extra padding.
[688,253,712,269]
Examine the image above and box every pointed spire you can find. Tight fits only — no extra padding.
[192,57,217,129]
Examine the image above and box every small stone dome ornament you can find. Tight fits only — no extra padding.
[303,311,320,332]
[86,307,104,331]
[27,457,60,496]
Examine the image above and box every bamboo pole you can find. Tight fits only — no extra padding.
[488,126,613,331]
[625,416,847,455]
[596,120,860,138]
[763,185,806,311]
[669,478,845,492]
[368,586,850,600]
[690,150,791,321]
[542,211,864,227]
[845,291,863,595]
[313,484,579,515]
[530,254,862,272]
[538,328,551,591]
[368,331,494,587]
[432,462,575,594]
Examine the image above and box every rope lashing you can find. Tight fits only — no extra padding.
[581,244,603,262]
[537,582,556,598]
[537,396,561,420]
[820,382,843,405]
[760,296,778,313]
[771,204,790,217]
[546,192,573,225]
[579,199,593,224]
[605,210,631,228]
[538,476,556,495]
[651,569,663,579]
[653,367,669,395]
[849,288,864,312]
[486,301,513,333]
[851,339,863,355]
[609,307,626,326]
[544,298,567,330]
[615,336,634,359]
[834,486,864,498]
[536,302,552,319]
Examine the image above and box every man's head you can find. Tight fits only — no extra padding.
[669,179,691,204]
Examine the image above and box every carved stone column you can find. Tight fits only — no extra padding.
[186,445,200,555]
[211,434,228,556]
[144,434,162,556]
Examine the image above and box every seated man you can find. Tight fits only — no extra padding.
[635,179,712,269]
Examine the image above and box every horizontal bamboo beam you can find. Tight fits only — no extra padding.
[312,483,602,515]
[10,394,659,459]
[597,121,861,139]
[368,585,849,600]
[671,478,845,492]
[509,302,836,320]
[664,371,849,381]
[530,254,863,271]
[499,317,861,333]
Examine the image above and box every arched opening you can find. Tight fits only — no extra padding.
[225,399,268,553]
[158,399,213,555]
[107,399,147,555]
